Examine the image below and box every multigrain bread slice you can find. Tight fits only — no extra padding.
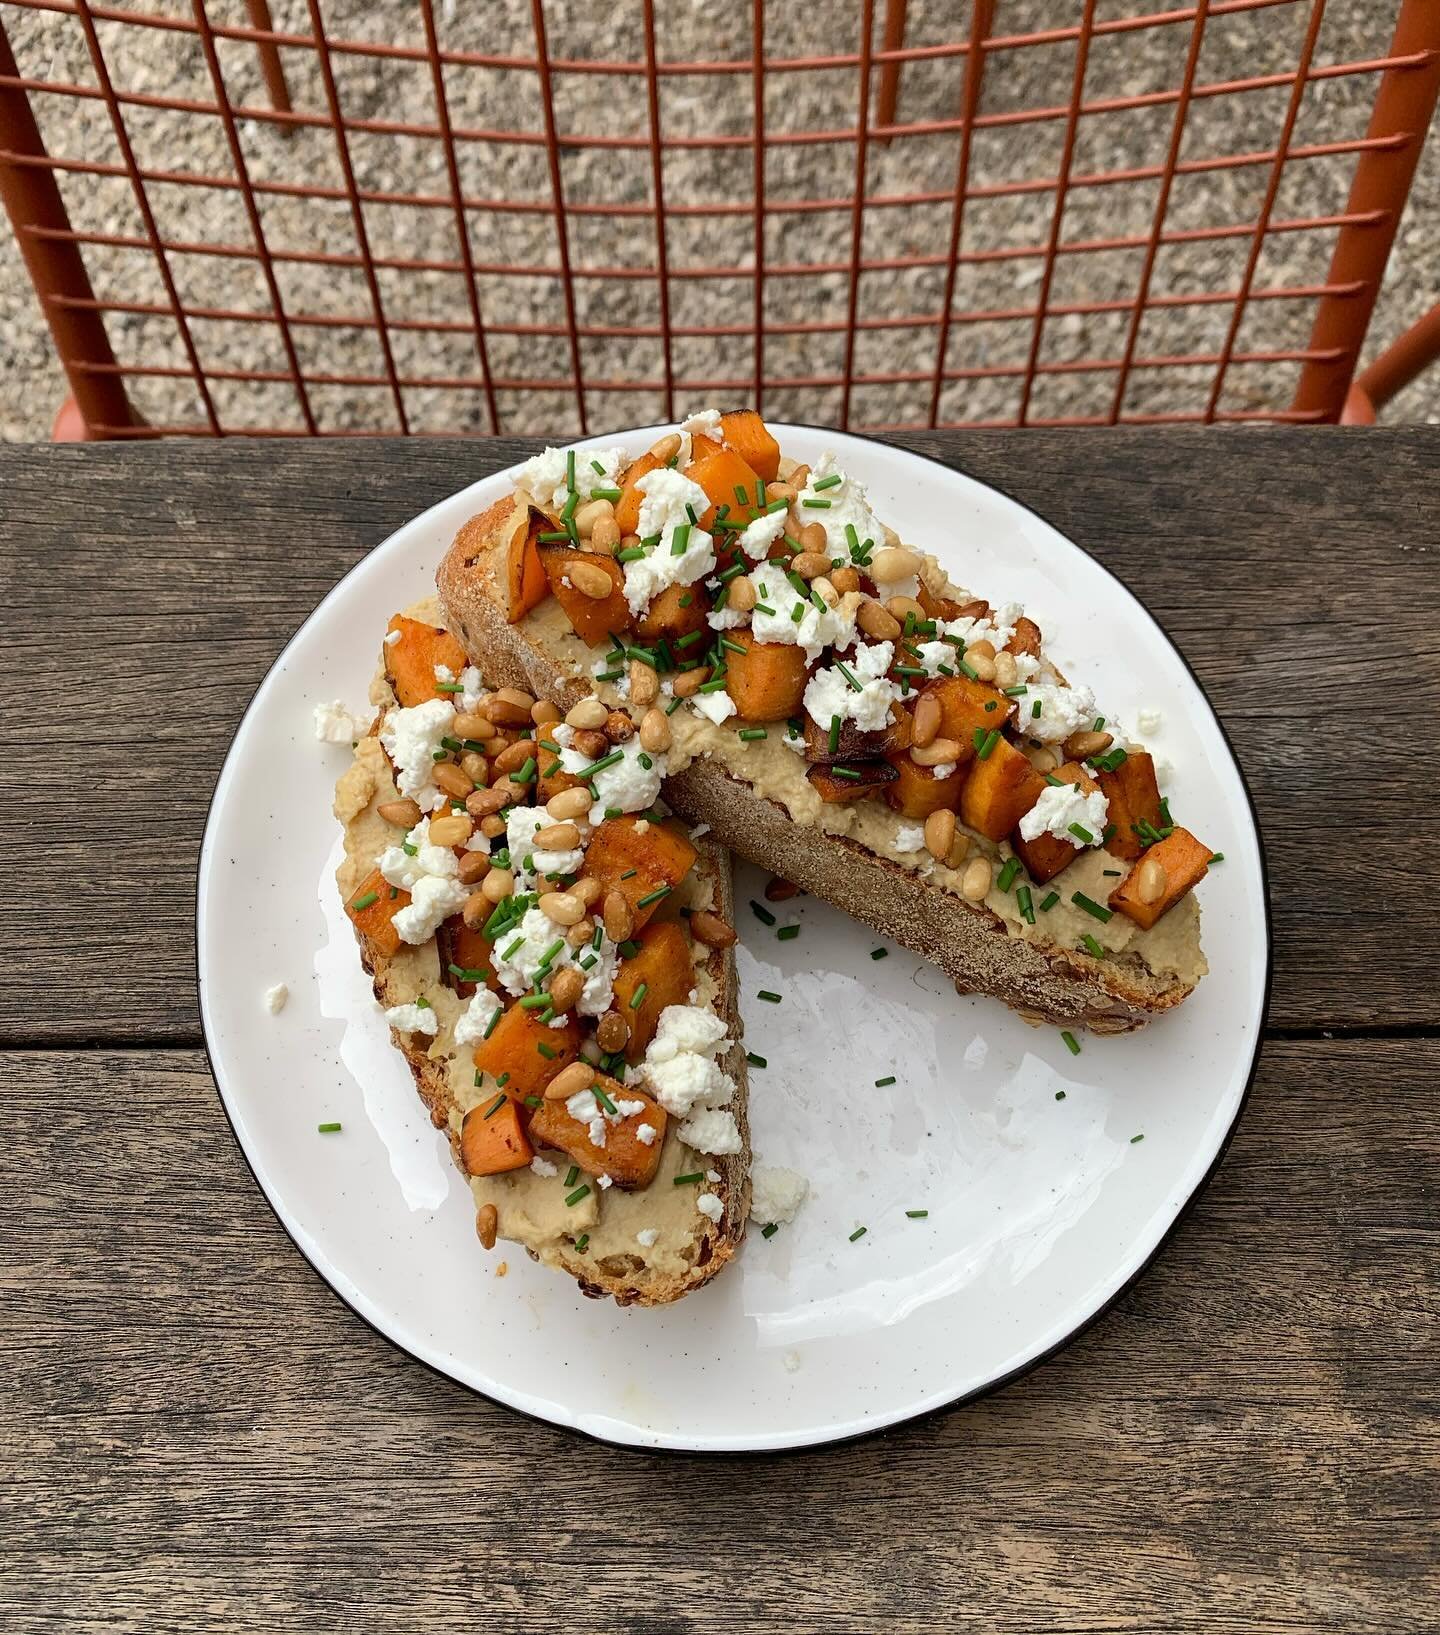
[335,640,751,1307]
[439,497,1195,1034]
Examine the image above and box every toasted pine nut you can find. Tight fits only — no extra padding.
[566,917,596,948]
[970,652,997,682]
[546,966,585,1014]
[531,699,561,725]
[968,638,996,662]
[689,910,737,949]
[604,709,635,743]
[460,751,489,784]
[791,551,829,580]
[492,739,536,776]
[480,814,507,838]
[480,868,514,904]
[1137,856,1168,904]
[539,890,585,926]
[547,786,593,821]
[462,889,492,929]
[570,877,602,908]
[924,808,956,861]
[649,432,682,462]
[765,480,796,504]
[671,667,707,698]
[993,651,1019,689]
[870,544,921,583]
[567,559,615,600]
[534,821,580,852]
[603,888,635,943]
[857,599,902,640]
[573,497,614,539]
[545,1059,596,1102]
[433,762,474,799]
[377,798,423,828]
[799,521,828,554]
[830,566,861,595]
[1064,729,1114,760]
[453,711,497,741]
[789,464,811,492]
[1027,745,1061,773]
[590,515,620,553]
[911,693,941,749]
[619,533,640,552]
[569,728,609,759]
[628,661,659,708]
[911,736,962,768]
[961,857,992,901]
[764,877,800,902]
[885,595,926,622]
[428,812,473,848]
[811,576,839,609]
[566,698,610,730]
[639,707,672,754]
[476,1203,498,1250]
[458,850,492,885]
[466,785,510,819]
[727,574,757,613]
[597,1011,629,1053]
[492,685,536,718]
[945,832,971,870]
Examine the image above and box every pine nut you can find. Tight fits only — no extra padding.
[639,707,672,754]
[590,515,620,553]
[546,786,593,821]
[789,464,812,492]
[1137,856,1168,904]
[453,711,497,741]
[566,917,595,948]
[911,736,962,767]
[480,814,507,838]
[961,857,992,901]
[567,559,615,600]
[540,890,585,926]
[476,1203,498,1250]
[945,832,971,869]
[799,521,828,554]
[377,798,422,828]
[498,686,536,709]
[993,651,1018,689]
[791,551,829,580]
[571,877,603,908]
[764,877,800,901]
[811,576,839,609]
[545,1060,596,1102]
[830,566,861,595]
[911,693,941,748]
[1064,729,1113,760]
[968,638,995,662]
[488,687,535,724]
[603,889,634,943]
[619,533,640,552]
[628,661,659,707]
[604,709,635,743]
[885,595,926,621]
[569,728,609,759]
[970,652,997,682]
[466,785,511,819]
[671,668,707,698]
[924,808,956,861]
[534,821,580,851]
[727,574,757,613]
[458,850,491,884]
[492,738,536,776]
[765,480,796,504]
[460,751,489,783]
[598,1011,630,1054]
[433,762,474,799]
[871,545,921,583]
[533,699,561,725]
[690,910,737,949]
[428,812,473,848]
[462,889,493,928]
[480,868,514,904]
[857,599,902,640]
[546,966,585,1014]
[649,432,682,462]
[565,698,608,730]
[1028,746,1061,773]
[573,497,614,539]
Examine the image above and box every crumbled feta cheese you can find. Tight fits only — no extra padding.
[706,1169,721,1183]
[648,1004,729,1060]
[696,1193,724,1224]
[565,1088,607,1148]
[380,697,455,812]
[794,451,884,564]
[514,444,626,510]
[642,1005,735,1118]
[530,1156,559,1178]
[385,1001,438,1036]
[676,407,724,465]
[379,816,459,893]
[690,822,710,838]
[679,1108,743,1154]
[1024,680,1099,745]
[491,904,616,1014]
[1018,781,1110,846]
[392,875,470,945]
[706,604,750,631]
[622,468,717,616]
[780,722,806,752]
[457,665,486,712]
[750,1165,809,1225]
[913,603,1035,679]
[506,803,587,891]
[434,662,454,683]
[1155,757,1175,787]
[803,641,901,732]
[691,687,738,727]
[636,1226,660,1247]
[892,823,926,853]
[263,982,288,1014]
[1137,708,1163,734]
[749,561,859,662]
[636,1122,658,1146]
[736,507,789,561]
[596,1174,613,1190]
[555,725,664,814]
[453,988,503,1046]
[615,1098,647,1118]
[313,700,365,743]
[384,629,402,647]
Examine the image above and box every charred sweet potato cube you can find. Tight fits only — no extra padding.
[960,735,1047,842]
[471,1002,582,1098]
[536,544,629,647]
[612,920,695,1060]
[1009,761,1100,884]
[582,817,697,932]
[384,614,469,707]
[1099,750,1165,863]
[346,867,410,958]
[883,754,964,819]
[803,709,909,765]
[1109,825,1211,930]
[724,631,810,722]
[528,1076,667,1189]
[924,674,1016,758]
[460,1096,533,1176]
[806,761,897,803]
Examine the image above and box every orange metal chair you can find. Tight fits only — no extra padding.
[2,0,1437,440]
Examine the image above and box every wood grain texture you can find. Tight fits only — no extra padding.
[1,1041,1434,1634]
[2,430,1436,1041]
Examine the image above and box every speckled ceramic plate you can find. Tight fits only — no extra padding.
[197,425,1269,1452]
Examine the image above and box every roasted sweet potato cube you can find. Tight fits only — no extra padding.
[806,761,897,803]
[884,754,965,820]
[1109,825,1211,930]
[725,631,810,722]
[1010,761,1099,883]
[507,506,551,623]
[581,817,698,931]
[802,709,908,765]
[1006,616,1043,658]
[924,674,1016,755]
[384,614,469,707]
[614,451,663,536]
[634,582,710,647]
[471,1002,582,1098]
[685,445,762,533]
[528,1076,667,1189]
[917,583,966,623]
[437,913,499,1000]
[535,744,582,805]
[612,920,694,1061]
[460,1096,533,1176]
[718,410,780,481]
[960,736,1048,842]
[346,867,410,958]
[536,544,629,647]
[1099,750,1165,863]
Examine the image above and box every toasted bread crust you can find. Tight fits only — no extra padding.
[437,500,1195,1034]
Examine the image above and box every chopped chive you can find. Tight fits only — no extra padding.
[628,983,648,1011]
[537,529,571,543]
[402,840,419,856]
[519,992,552,1009]
[996,856,1021,892]
[753,602,776,616]
[317,1121,342,1133]
[593,485,622,501]
[831,767,862,781]
[512,756,536,785]
[678,592,693,607]
[812,472,843,490]
[616,546,645,563]
[1068,823,1095,845]
[635,885,671,908]
[1081,932,1105,958]
[833,658,862,693]
[565,1185,590,1206]
[669,522,692,557]
[738,726,767,742]
[1209,852,1225,863]
[802,497,832,509]
[761,1223,778,1239]
[983,700,997,712]
[590,457,606,474]
[777,925,800,942]
[870,947,888,960]
[483,1005,504,1039]
[566,449,576,492]
[1071,891,1114,923]
[733,483,750,505]
[674,1172,703,1186]
[1032,699,1043,718]
[580,749,624,779]
[637,752,653,771]
[349,890,378,911]
[757,990,782,1003]
[746,1051,767,1068]
[791,604,805,623]
[720,637,746,656]
[1016,884,1035,924]
[754,478,765,508]
[976,728,1001,760]
[448,963,490,982]
[435,683,463,695]
[536,1042,558,1059]
[750,900,777,926]
[1130,1133,1145,1144]
[1003,685,1029,696]
[848,1226,867,1242]
[524,1094,542,1108]
[905,1209,928,1219]
[827,714,841,753]
[1045,773,1064,787]
[875,1075,896,1087]
[1060,1030,1081,1056]
[564,1165,579,1187]
[592,1083,618,1115]
[482,1092,507,1119]
[1055,1090,1066,1100]
[718,560,747,582]
[574,1233,589,1252]
[618,940,641,958]
[1093,716,1105,731]
[560,492,579,524]
[696,677,729,694]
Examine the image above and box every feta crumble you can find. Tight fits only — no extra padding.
[803,641,901,732]
[506,803,587,892]
[1023,680,1099,745]
[453,988,503,1047]
[1018,781,1110,846]
[554,724,664,814]
[378,816,470,944]
[750,1165,809,1226]
[691,687,738,726]
[530,1156,560,1178]
[514,444,626,510]
[636,1227,660,1248]
[794,451,884,563]
[1137,707,1163,734]
[749,560,859,662]
[313,700,365,744]
[678,1107,743,1155]
[380,697,455,813]
[641,1005,735,1119]
[892,823,926,853]
[696,1193,724,1224]
[623,468,717,616]
[736,507,789,561]
[263,982,289,1014]
[385,1001,438,1036]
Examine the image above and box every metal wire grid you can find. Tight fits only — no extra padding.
[1,0,1436,438]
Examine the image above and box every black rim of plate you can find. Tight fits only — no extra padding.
[194,424,1273,1458]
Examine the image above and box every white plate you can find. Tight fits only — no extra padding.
[198,425,1269,1452]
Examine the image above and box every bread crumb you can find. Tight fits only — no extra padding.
[263,982,288,1014]
[495,1261,508,1278]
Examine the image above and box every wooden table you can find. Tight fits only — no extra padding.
[4,433,1436,1634]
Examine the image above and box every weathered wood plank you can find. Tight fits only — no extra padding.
[3,431,1435,1040]
[0,1040,1434,1633]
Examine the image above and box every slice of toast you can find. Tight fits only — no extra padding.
[335,617,751,1307]
[439,497,1197,1035]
